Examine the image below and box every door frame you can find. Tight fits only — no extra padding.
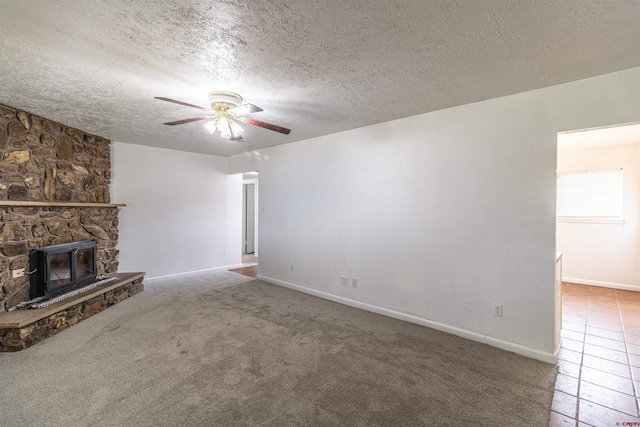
[242,177,259,257]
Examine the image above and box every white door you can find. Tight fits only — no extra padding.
[244,183,255,254]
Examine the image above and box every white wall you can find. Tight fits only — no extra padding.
[111,142,242,279]
[557,143,640,290]
[228,67,640,362]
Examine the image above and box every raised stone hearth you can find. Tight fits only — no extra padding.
[0,273,144,352]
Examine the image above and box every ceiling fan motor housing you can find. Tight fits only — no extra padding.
[208,91,242,114]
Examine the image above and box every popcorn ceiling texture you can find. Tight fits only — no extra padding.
[0,1,638,156]
[0,104,119,311]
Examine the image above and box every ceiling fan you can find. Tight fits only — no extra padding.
[155,91,291,141]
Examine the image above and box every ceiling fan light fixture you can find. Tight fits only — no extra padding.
[216,117,231,134]
[229,120,244,136]
[204,120,217,134]
[215,117,244,140]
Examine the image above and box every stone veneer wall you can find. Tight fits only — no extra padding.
[0,103,119,311]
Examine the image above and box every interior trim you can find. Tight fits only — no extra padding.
[562,277,640,292]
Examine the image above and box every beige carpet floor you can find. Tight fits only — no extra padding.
[0,270,556,426]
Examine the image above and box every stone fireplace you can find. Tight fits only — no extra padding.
[0,103,120,311]
[0,103,145,352]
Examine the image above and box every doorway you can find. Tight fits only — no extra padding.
[244,183,255,254]
[242,172,258,266]
[556,122,640,291]
[555,122,640,345]
[552,122,640,425]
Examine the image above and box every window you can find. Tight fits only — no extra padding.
[556,169,623,222]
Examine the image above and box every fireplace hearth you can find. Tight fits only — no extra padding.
[0,272,144,352]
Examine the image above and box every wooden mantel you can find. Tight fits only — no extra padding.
[0,201,126,208]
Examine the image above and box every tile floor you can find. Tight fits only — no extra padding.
[550,283,640,426]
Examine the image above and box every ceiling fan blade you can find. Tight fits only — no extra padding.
[163,117,210,126]
[236,117,291,135]
[228,103,263,116]
[155,97,210,112]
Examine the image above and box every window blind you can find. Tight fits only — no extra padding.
[557,169,623,218]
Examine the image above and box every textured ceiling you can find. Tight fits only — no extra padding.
[0,0,639,157]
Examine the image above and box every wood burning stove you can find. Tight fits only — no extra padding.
[29,240,97,299]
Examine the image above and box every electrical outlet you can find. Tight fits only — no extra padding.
[12,268,25,278]
[493,303,503,317]
[341,276,348,286]
[290,264,294,272]
[351,278,358,288]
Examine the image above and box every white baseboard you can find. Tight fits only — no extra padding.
[257,275,556,364]
[563,277,640,292]
[145,264,244,282]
